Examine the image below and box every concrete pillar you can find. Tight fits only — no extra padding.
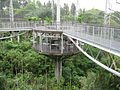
[55,58,62,83]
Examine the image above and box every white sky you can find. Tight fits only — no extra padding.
[38,0,120,11]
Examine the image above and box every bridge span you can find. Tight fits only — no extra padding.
[1,22,119,56]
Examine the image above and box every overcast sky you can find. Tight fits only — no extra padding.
[38,0,120,11]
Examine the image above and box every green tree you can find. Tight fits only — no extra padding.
[63,4,69,16]
[78,8,104,24]
[70,3,76,16]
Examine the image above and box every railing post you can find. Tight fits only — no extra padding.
[39,32,42,52]
[17,35,20,43]
[93,26,95,41]
[10,36,13,42]
[86,25,88,39]
[110,28,114,50]
[61,34,63,54]
[32,30,36,48]
[100,27,102,45]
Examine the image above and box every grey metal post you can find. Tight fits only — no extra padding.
[10,32,13,42]
[10,0,14,27]
[32,30,36,48]
[93,26,95,41]
[9,0,14,41]
[76,24,79,45]
[57,0,60,30]
[10,36,13,42]
[100,27,102,44]
[39,33,43,52]
[61,34,63,53]
[17,35,20,43]
[51,0,54,22]
[104,0,111,25]
[110,28,114,49]
[50,38,51,53]
[76,40,79,46]
[76,0,79,17]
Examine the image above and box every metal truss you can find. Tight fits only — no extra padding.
[68,37,120,77]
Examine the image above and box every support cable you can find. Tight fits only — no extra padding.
[68,37,120,77]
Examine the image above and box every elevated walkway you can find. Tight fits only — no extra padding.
[0,21,120,77]
[0,22,120,56]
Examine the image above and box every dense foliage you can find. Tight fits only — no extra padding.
[0,38,120,89]
[0,0,120,90]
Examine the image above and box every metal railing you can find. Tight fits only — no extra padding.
[63,23,120,56]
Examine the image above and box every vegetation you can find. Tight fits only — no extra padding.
[25,17,41,21]
[0,0,120,90]
[0,33,119,90]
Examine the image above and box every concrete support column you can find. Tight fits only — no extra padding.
[55,58,62,83]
